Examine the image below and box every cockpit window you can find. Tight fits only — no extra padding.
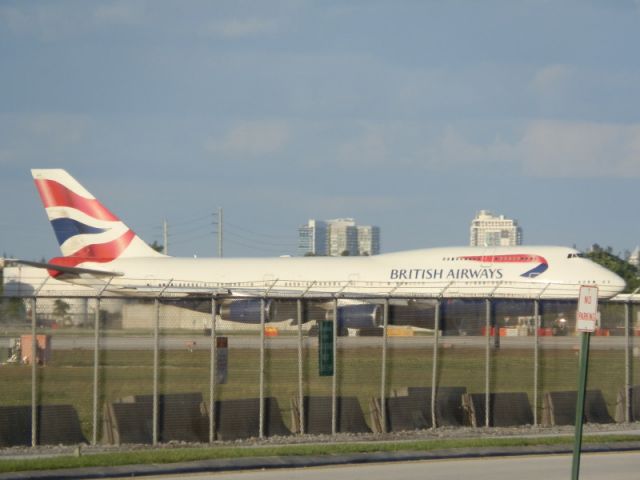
[567,253,586,258]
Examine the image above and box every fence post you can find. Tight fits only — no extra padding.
[625,301,631,423]
[533,299,540,426]
[259,297,265,439]
[297,299,304,434]
[380,298,389,433]
[431,299,441,429]
[209,295,217,443]
[91,296,101,445]
[30,296,37,447]
[332,297,338,435]
[91,280,111,446]
[152,296,160,445]
[485,298,491,427]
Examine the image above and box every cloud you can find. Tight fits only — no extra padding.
[205,120,291,157]
[531,64,573,94]
[204,18,278,38]
[423,126,513,169]
[93,1,145,25]
[337,125,389,166]
[330,120,640,178]
[21,114,90,146]
[0,2,144,41]
[0,113,91,167]
[518,120,640,177]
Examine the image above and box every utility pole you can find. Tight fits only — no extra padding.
[216,207,223,258]
[163,219,169,255]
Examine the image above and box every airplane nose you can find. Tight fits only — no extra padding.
[607,272,626,297]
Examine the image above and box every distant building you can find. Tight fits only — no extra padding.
[357,225,380,256]
[470,210,522,247]
[629,246,640,268]
[298,220,329,256]
[298,218,380,256]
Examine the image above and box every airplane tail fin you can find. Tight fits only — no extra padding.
[31,169,163,266]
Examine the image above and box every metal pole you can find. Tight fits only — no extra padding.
[380,299,389,433]
[91,297,101,445]
[209,296,217,442]
[533,300,540,426]
[29,278,48,448]
[152,297,160,445]
[259,297,265,439]
[431,299,441,429]
[625,302,631,423]
[31,297,37,447]
[332,298,338,435]
[297,299,304,434]
[163,219,169,255]
[90,279,111,446]
[571,332,591,480]
[217,207,223,258]
[485,298,491,427]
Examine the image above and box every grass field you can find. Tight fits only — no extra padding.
[1,335,637,441]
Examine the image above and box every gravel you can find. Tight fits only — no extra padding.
[2,422,640,461]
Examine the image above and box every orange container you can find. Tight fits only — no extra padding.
[264,327,279,337]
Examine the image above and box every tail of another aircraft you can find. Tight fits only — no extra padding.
[31,169,163,267]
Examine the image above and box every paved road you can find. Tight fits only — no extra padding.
[1,333,638,350]
[111,451,640,480]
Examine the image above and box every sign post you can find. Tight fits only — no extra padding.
[318,320,334,376]
[572,285,598,480]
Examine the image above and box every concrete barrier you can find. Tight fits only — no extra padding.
[0,405,86,447]
[213,397,291,440]
[381,395,431,432]
[463,392,533,427]
[104,393,208,444]
[292,396,371,435]
[617,385,640,422]
[543,390,614,426]
[407,386,468,426]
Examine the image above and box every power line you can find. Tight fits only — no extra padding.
[225,220,295,240]
[224,237,295,254]
[224,229,297,248]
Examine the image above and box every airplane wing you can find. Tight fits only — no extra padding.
[5,259,124,278]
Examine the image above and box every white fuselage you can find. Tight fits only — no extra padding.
[71,246,625,299]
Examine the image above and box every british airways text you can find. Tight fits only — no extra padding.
[390,268,504,280]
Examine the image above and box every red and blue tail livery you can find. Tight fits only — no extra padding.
[31,169,161,275]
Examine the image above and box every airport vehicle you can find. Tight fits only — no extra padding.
[7,169,627,329]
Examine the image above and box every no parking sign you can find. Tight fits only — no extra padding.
[576,285,598,333]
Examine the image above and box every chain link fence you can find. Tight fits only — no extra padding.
[0,289,639,447]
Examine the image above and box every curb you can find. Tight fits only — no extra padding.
[2,441,640,480]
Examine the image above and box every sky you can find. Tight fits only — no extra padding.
[1,0,640,260]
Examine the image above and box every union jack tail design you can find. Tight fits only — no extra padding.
[32,169,162,271]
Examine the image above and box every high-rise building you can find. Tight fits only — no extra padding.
[298,220,328,256]
[470,210,522,247]
[357,225,380,256]
[298,218,380,256]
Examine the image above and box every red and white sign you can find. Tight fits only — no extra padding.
[576,285,598,333]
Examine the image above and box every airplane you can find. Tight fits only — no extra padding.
[5,169,627,331]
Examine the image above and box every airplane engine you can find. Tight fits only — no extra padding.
[219,299,274,324]
[331,304,382,333]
